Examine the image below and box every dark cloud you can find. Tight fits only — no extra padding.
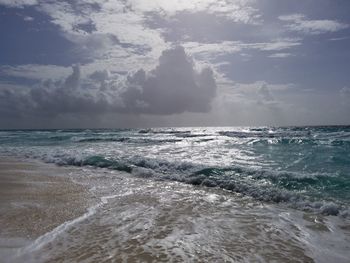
[0,46,217,121]
[28,65,111,116]
[122,46,217,114]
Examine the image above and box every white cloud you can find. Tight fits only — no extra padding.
[248,38,301,51]
[23,16,34,21]
[183,41,242,60]
[329,36,350,41]
[279,14,349,35]
[0,0,37,8]
[128,0,261,24]
[0,0,264,91]
[183,38,301,60]
[268,53,293,58]
[5,0,261,75]
[0,65,72,80]
[34,0,169,69]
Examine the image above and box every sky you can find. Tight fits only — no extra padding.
[0,0,349,128]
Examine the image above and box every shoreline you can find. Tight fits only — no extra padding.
[0,156,349,262]
[0,157,90,253]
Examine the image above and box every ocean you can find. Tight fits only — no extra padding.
[1,126,350,262]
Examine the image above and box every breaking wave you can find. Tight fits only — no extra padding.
[36,153,349,217]
[1,126,349,217]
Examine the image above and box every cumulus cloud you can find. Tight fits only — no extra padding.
[0,46,217,119]
[122,46,216,114]
[279,14,348,35]
[28,65,106,116]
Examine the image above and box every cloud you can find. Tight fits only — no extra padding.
[0,64,71,81]
[0,0,38,8]
[0,46,217,119]
[129,0,261,24]
[68,32,122,59]
[3,0,260,72]
[340,86,350,105]
[26,65,117,117]
[258,83,274,102]
[23,16,34,21]
[255,83,284,110]
[268,53,292,58]
[279,14,349,35]
[183,38,301,61]
[122,46,217,114]
[37,0,168,61]
[329,36,350,41]
[340,86,350,96]
[220,80,293,111]
[209,80,295,126]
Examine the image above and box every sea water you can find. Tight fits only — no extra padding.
[1,126,350,262]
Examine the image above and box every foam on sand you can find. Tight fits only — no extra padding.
[0,158,90,262]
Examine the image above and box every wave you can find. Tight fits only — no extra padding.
[74,137,182,144]
[42,154,349,217]
[218,130,310,139]
[2,128,349,148]
[74,137,131,143]
[1,126,349,217]
[218,130,350,146]
[138,129,191,135]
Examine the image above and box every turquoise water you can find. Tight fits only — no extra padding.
[1,126,349,216]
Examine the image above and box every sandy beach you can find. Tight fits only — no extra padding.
[0,158,89,251]
[0,156,349,262]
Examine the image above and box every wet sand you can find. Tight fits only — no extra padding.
[0,158,89,242]
[1,158,349,262]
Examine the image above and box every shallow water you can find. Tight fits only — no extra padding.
[11,167,350,263]
[1,126,350,262]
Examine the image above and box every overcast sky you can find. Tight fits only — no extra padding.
[0,0,349,128]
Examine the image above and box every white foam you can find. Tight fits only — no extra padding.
[11,191,133,262]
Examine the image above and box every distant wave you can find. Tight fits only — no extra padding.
[74,137,183,144]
